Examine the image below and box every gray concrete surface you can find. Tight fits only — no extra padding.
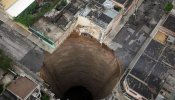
[0,23,34,61]
[20,47,44,73]
[0,20,44,73]
[112,0,171,69]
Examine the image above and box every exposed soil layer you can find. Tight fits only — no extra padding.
[41,32,122,99]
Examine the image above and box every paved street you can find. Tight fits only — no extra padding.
[0,20,44,73]
[0,10,55,53]
[0,11,30,37]
[0,21,34,60]
[20,47,44,73]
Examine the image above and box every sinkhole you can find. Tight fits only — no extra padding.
[40,32,122,100]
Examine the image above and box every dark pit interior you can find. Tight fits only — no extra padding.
[41,33,122,100]
[62,86,93,100]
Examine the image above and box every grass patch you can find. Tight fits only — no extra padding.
[0,49,12,71]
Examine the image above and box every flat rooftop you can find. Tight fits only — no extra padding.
[144,40,165,60]
[0,0,17,10]
[154,31,168,44]
[161,47,175,67]
[54,2,83,30]
[163,15,175,33]
[146,62,168,90]
[126,75,153,99]
[129,59,169,99]
[127,38,173,99]
[7,77,37,100]
[81,0,119,28]
[130,54,156,81]
[46,0,86,30]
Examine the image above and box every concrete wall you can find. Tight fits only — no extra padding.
[76,15,104,41]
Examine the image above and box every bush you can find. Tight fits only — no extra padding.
[0,49,12,71]
[41,92,50,100]
[164,3,173,12]
[14,2,38,27]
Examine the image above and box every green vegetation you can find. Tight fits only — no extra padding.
[14,0,67,27]
[164,3,173,12]
[114,5,122,12]
[0,49,12,71]
[60,0,67,6]
[56,0,68,10]
[14,1,53,27]
[41,92,50,100]
[0,85,4,94]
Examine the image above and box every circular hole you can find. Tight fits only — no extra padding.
[41,33,122,99]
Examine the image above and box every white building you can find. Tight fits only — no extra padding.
[0,0,35,18]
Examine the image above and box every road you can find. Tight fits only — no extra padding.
[0,19,44,73]
[0,22,34,60]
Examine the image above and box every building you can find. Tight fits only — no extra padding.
[0,0,139,53]
[121,9,175,100]
[0,0,17,10]
[154,10,175,100]
[0,0,35,17]
[28,0,138,53]
[77,0,123,43]
[161,14,175,36]
[6,76,41,100]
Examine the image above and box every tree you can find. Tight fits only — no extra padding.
[0,49,12,71]
[164,3,173,12]
[61,0,67,6]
